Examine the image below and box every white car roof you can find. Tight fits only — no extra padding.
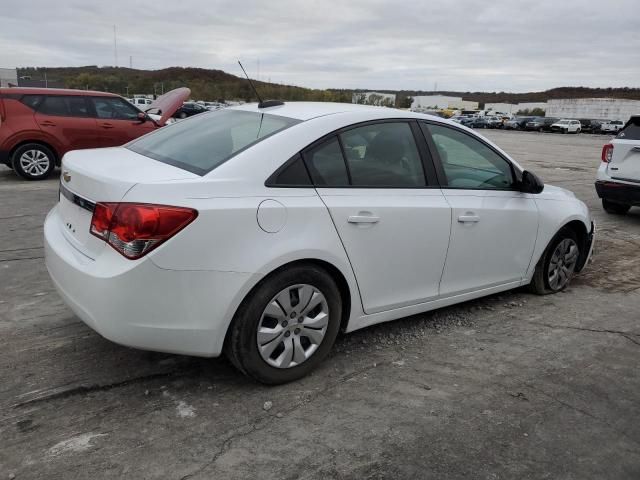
[229,101,436,122]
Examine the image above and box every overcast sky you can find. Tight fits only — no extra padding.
[1,0,638,92]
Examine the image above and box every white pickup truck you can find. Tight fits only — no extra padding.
[595,115,640,213]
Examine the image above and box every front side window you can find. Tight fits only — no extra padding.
[92,97,139,120]
[128,109,300,175]
[426,123,514,190]
[339,122,425,187]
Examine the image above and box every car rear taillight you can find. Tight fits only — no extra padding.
[90,203,198,259]
[601,143,614,163]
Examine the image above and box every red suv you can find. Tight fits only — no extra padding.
[0,87,189,180]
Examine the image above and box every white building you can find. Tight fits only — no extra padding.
[0,68,18,88]
[411,95,478,111]
[352,91,396,107]
[485,102,547,114]
[545,98,640,121]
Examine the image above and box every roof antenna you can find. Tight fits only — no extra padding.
[237,60,283,109]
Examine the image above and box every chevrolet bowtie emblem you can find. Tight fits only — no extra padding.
[62,171,71,183]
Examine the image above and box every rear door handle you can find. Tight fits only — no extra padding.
[348,215,380,224]
[100,123,114,129]
[40,121,56,127]
[458,214,480,223]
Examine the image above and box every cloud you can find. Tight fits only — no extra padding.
[1,0,638,91]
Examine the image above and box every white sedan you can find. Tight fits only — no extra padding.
[44,102,594,384]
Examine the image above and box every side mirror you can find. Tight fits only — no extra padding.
[137,112,147,123]
[520,170,544,194]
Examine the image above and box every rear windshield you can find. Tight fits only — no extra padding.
[617,116,640,140]
[127,109,300,175]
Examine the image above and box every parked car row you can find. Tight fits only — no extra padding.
[0,87,190,179]
[494,116,626,134]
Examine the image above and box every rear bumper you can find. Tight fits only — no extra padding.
[44,205,257,357]
[595,180,640,206]
[0,150,9,166]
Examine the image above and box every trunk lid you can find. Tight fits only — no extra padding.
[145,87,191,126]
[609,116,640,183]
[57,147,198,259]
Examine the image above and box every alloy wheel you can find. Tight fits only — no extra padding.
[548,238,579,290]
[256,284,329,369]
[19,149,51,177]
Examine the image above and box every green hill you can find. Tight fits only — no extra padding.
[16,66,640,106]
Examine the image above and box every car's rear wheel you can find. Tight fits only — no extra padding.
[11,143,56,180]
[225,264,342,384]
[602,199,631,214]
[530,228,580,295]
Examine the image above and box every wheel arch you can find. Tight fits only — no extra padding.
[558,219,591,272]
[9,140,61,166]
[221,257,356,352]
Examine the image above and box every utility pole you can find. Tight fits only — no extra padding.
[129,56,132,69]
[44,70,48,88]
[257,58,260,82]
[113,25,118,67]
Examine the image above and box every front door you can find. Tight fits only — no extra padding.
[90,96,156,147]
[422,122,538,297]
[304,121,451,314]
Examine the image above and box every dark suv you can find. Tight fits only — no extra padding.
[525,117,558,132]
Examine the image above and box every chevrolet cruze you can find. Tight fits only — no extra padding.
[44,102,595,384]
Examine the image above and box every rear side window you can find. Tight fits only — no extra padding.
[20,95,43,110]
[37,96,90,117]
[266,154,312,187]
[127,109,300,176]
[340,122,425,187]
[304,137,349,186]
[618,117,640,140]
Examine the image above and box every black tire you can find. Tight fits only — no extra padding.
[11,143,56,180]
[225,264,342,384]
[529,227,580,295]
[602,199,631,215]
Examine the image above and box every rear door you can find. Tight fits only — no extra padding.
[609,116,640,182]
[89,96,156,146]
[34,95,100,152]
[305,121,451,314]
[421,122,538,297]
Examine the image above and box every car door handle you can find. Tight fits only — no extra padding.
[100,123,114,129]
[40,121,56,127]
[348,215,380,224]
[458,214,480,223]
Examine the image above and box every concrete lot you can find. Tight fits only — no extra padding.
[1,130,639,479]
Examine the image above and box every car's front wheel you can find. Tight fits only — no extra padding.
[226,264,342,384]
[530,228,580,295]
[11,143,56,180]
[602,199,631,214]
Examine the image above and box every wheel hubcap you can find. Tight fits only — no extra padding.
[257,284,329,369]
[19,149,50,176]
[548,238,579,290]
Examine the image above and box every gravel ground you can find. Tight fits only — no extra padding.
[1,130,639,479]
